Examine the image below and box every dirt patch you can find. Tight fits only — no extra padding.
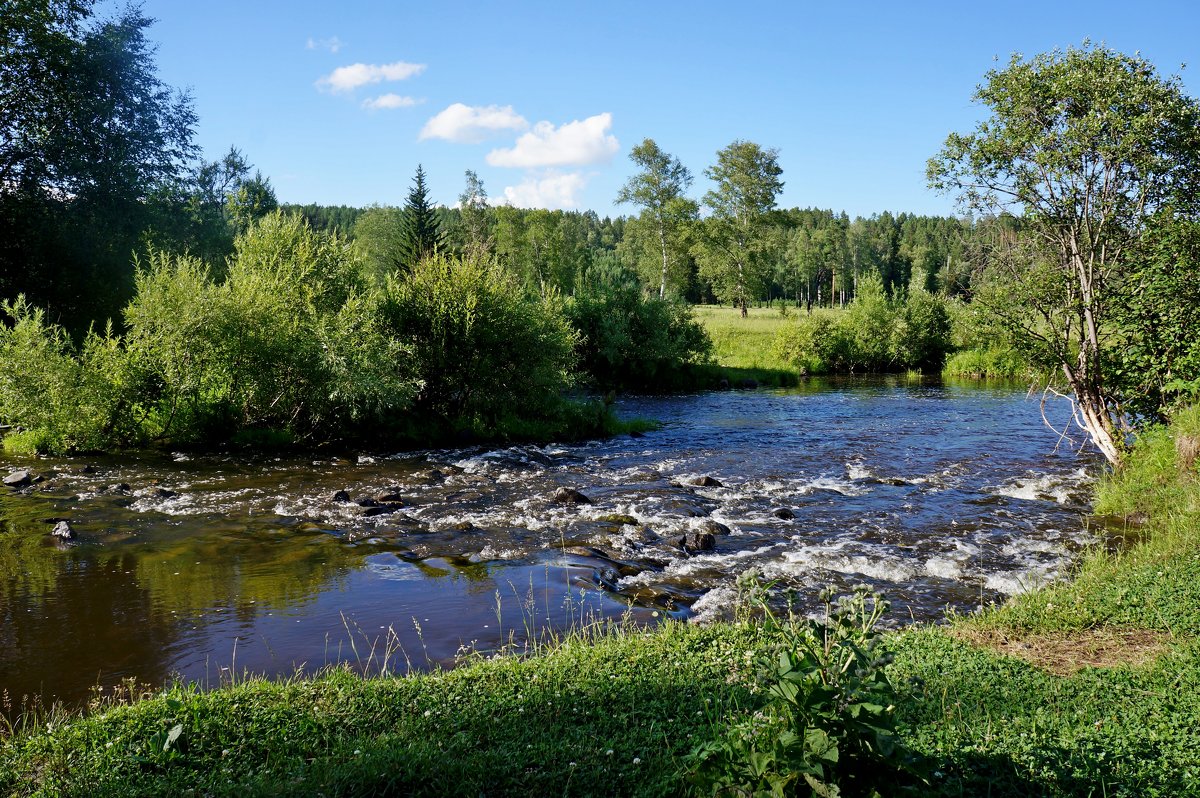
[953,626,1174,676]
[1177,433,1199,476]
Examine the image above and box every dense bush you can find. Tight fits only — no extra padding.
[773,275,952,374]
[124,213,418,445]
[381,252,577,430]
[0,297,141,453]
[565,261,711,389]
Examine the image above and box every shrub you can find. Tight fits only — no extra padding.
[565,261,711,389]
[382,252,576,427]
[123,213,418,445]
[689,584,922,797]
[0,297,142,453]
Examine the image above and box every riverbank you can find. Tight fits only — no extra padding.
[3,408,1197,795]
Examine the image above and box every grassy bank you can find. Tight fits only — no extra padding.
[691,304,804,387]
[3,412,1198,796]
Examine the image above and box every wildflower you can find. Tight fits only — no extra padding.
[606,749,614,756]
[632,757,642,765]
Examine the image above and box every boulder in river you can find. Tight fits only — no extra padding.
[3,470,32,488]
[771,507,796,520]
[361,503,402,518]
[672,529,716,552]
[331,489,351,503]
[698,519,732,536]
[688,476,724,488]
[153,487,177,499]
[51,521,74,540]
[374,489,405,503]
[103,483,132,495]
[553,487,592,505]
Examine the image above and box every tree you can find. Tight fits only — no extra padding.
[615,139,698,298]
[456,169,492,257]
[693,141,783,315]
[928,44,1200,466]
[0,4,197,327]
[398,164,445,270]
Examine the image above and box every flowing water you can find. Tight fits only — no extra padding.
[0,379,1099,709]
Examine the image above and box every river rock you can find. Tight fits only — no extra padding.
[688,475,724,488]
[153,487,177,499]
[51,521,74,540]
[671,529,716,552]
[771,507,796,520]
[698,519,732,536]
[331,489,351,503]
[373,489,405,503]
[553,487,592,505]
[3,470,32,488]
[103,483,131,495]
[599,513,638,526]
[361,503,402,518]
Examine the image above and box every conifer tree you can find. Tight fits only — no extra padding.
[398,164,445,269]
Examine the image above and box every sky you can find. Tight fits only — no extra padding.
[111,0,1200,218]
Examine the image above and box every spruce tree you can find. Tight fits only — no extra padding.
[398,164,446,269]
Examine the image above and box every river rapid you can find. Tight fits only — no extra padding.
[0,379,1098,709]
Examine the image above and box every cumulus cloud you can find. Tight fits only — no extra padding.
[419,103,529,143]
[500,172,588,210]
[486,113,618,168]
[316,61,426,93]
[362,93,420,111]
[306,36,344,53]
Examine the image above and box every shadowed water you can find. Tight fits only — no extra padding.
[0,378,1097,709]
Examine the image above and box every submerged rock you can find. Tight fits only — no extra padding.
[3,470,32,488]
[153,488,177,499]
[553,487,592,505]
[599,513,638,526]
[103,483,132,495]
[51,521,74,540]
[361,503,403,518]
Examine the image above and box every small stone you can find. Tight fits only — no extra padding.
[684,530,716,551]
[51,521,74,540]
[689,476,724,488]
[553,487,592,505]
[771,507,796,520]
[331,490,351,503]
[153,488,177,499]
[374,490,404,503]
[3,470,32,488]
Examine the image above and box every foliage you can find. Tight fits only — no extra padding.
[0,296,141,453]
[1109,215,1200,420]
[381,252,576,427]
[928,43,1200,464]
[566,259,711,390]
[123,213,417,445]
[397,165,446,271]
[694,141,784,311]
[689,583,919,797]
[0,4,198,327]
[616,138,699,299]
[773,276,952,374]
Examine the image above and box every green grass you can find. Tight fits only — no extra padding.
[4,408,1200,796]
[690,304,813,387]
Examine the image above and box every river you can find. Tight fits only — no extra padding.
[0,378,1098,710]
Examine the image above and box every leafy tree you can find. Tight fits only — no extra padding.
[456,169,493,257]
[693,140,783,315]
[398,164,446,270]
[0,4,197,327]
[615,138,698,298]
[352,206,406,283]
[929,44,1200,465]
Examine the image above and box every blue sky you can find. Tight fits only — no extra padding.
[119,1,1199,218]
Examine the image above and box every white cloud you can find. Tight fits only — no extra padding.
[419,103,529,143]
[316,61,426,93]
[306,36,344,53]
[362,93,420,111]
[486,113,618,168]
[501,172,588,210]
